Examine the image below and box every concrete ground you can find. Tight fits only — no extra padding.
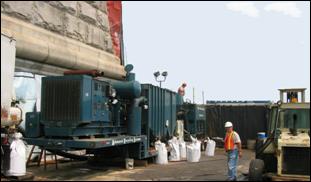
[25,148,254,181]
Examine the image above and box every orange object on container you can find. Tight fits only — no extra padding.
[107,1,122,59]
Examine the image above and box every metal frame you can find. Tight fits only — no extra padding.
[24,135,151,159]
[25,135,146,149]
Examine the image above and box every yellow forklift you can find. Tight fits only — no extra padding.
[249,88,310,181]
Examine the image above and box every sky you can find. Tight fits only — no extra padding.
[122,1,310,103]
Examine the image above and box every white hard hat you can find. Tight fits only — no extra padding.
[225,121,233,128]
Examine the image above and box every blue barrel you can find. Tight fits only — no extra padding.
[257,132,266,140]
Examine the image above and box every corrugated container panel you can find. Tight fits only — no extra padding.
[205,105,269,147]
[141,84,177,147]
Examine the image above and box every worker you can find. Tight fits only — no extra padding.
[178,83,187,96]
[224,121,242,181]
[291,92,298,103]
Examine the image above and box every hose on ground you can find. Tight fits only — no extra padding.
[46,149,88,161]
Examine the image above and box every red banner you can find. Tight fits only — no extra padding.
[107,1,122,59]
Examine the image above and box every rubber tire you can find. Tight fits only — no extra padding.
[248,159,264,181]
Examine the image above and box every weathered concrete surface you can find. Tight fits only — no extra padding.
[1,1,125,79]
[24,148,254,181]
[15,58,69,76]
[1,1,113,52]
[1,15,125,79]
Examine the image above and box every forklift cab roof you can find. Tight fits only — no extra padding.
[278,88,307,104]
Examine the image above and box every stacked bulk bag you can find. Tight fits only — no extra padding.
[179,140,186,160]
[168,137,180,161]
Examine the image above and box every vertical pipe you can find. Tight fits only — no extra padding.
[128,106,141,135]
[193,87,195,104]
[128,97,146,136]
[202,91,205,104]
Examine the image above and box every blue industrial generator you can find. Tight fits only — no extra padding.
[24,67,184,160]
[39,75,126,137]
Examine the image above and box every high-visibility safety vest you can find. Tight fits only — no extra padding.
[224,131,235,151]
[291,98,298,103]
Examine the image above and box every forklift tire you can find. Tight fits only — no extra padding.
[248,159,264,181]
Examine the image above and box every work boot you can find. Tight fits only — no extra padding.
[226,177,237,181]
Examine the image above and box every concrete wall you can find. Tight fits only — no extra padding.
[1,1,125,79]
[1,1,113,53]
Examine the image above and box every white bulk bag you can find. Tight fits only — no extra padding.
[168,137,180,161]
[186,140,201,162]
[7,133,26,176]
[205,139,216,157]
[179,140,186,160]
[155,141,168,165]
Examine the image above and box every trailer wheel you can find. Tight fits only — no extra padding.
[248,159,264,181]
